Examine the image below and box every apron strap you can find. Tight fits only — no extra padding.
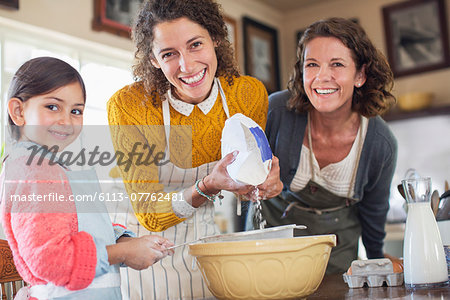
[162,99,172,161]
[307,114,316,182]
[217,78,231,118]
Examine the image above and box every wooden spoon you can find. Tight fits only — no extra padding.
[397,184,406,200]
[431,190,440,217]
[445,180,449,192]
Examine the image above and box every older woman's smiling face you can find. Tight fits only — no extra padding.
[150,17,218,104]
[303,36,366,115]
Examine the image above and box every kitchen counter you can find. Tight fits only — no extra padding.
[308,274,449,299]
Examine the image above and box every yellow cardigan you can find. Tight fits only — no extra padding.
[107,76,268,231]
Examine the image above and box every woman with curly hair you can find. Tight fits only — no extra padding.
[107,0,282,298]
[248,17,398,274]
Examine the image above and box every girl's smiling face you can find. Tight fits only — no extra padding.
[17,81,85,150]
[303,37,366,115]
[150,17,218,104]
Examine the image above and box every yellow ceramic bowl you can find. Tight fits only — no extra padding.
[189,234,336,300]
[398,92,433,111]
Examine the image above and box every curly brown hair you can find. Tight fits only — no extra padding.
[288,17,395,117]
[132,0,239,105]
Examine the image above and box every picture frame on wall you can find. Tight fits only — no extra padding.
[243,16,280,94]
[224,15,239,65]
[92,0,143,38]
[382,0,450,77]
[0,0,18,9]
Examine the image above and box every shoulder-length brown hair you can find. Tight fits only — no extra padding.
[132,0,239,105]
[288,17,395,117]
[7,57,86,140]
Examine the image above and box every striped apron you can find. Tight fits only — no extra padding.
[113,81,231,300]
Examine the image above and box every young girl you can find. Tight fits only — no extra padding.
[0,57,173,300]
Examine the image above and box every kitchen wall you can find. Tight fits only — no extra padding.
[1,0,449,105]
[388,115,450,221]
[0,0,283,78]
[0,0,135,52]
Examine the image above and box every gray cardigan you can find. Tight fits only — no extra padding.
[266,90,398,258]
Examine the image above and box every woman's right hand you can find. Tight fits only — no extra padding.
[108,235,174,270]
[203,151,255,195]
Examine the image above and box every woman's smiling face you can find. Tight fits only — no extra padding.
[303,36,366,115]
[150,17,218,104]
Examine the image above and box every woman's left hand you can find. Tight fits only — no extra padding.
[245,155,283,201]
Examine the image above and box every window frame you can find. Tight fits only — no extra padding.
[0,16,134,145]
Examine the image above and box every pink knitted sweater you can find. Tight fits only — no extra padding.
[0,155,97,292]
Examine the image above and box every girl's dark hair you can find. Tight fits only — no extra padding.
[7,56,86,140]
[288,17,395,117]
[132,0,239,105]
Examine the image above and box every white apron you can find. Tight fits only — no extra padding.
[114,80,231,300]
[4,142,122,300]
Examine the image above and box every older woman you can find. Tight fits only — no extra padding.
[107,0,282,298]
[248,17,397,274]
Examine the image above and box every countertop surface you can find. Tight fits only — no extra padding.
[308,274,449,299]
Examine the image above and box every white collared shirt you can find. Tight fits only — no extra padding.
[166,78,219,116]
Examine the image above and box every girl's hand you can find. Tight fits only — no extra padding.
[109,235,174,270]
[150,235,175,256]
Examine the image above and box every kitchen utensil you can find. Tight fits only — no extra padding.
[167,224,307,250]
[402,177,448,289]
[406,182,416,201]
[431,190,440,217]
[167,240,199,250]
[445,180,449,192]
[189,234,336,300]
[436,190,450,221]
[397,184,407,200]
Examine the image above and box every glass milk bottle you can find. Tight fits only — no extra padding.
[402,177,448,289]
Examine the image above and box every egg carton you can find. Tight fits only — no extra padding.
[342,258,404,288]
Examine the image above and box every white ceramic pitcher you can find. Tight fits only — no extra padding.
[402,177,449,289]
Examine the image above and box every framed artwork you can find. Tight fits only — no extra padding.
[243,16,280,94]
[92,0,143,38]
[224,15,239,64]
[382,0,450,77]
[0,0,18,9]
